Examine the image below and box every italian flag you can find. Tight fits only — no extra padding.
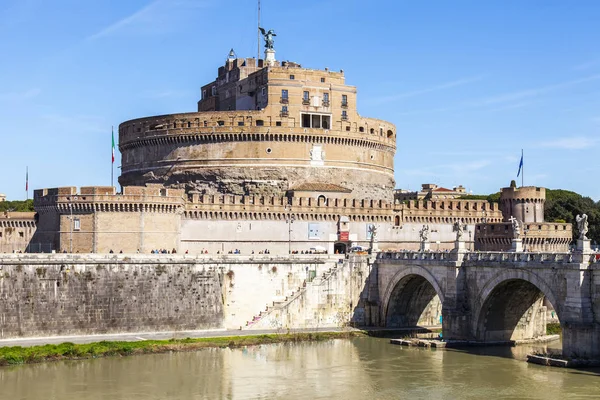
[112,128,115,163]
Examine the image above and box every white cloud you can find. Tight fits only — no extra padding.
[0,88,41,102]
[40,114,107,134]
[474,74,600,106]
[87,0,210,40]
[573,59,600,71]
[370,75,484,104]
[541,136,598,150]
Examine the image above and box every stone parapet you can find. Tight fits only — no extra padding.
[34,186,186,214]
[395,199,503,225]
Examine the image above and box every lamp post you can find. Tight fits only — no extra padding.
[286,213,295,254]
[469,230,472,251]
[69,200,73,253]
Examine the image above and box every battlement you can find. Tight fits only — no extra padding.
[34,186,186,214]
[401,199,499,212]
[185,193,393,223]
[0,212,36,228]
[500,186,545,202]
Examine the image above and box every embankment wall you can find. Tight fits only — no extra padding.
[0,254,360,338]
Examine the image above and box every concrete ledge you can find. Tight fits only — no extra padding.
[526,355,569,367]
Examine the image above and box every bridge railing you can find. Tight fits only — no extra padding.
[378,250,600,265]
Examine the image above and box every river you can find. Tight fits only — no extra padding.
[1,338,598,399]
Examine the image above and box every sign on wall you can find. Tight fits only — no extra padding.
[308,223,321,240]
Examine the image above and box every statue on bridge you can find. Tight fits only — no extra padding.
[576,214,589,240]
[453,221,465,241]
[509,216,521,239]
[419,225,430,242]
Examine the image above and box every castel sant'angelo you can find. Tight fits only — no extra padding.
[2,32,572,254]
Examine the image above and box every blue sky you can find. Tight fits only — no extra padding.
[1,0,599,201]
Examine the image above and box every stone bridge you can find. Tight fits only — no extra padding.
[373,247,600,359]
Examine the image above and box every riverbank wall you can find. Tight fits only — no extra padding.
[0,254,368,339]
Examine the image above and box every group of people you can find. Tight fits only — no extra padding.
[150,248,177,254]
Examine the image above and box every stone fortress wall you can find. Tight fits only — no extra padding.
[0,253,364,337]
[0,212,36,253]
[22,184,505,255]
[33,186,185,254]
[475,185,572,252]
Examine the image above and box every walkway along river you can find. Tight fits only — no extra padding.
[1,337,598,399]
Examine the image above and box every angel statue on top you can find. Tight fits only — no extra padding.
[259,27,276,50]
[576,213,589,240]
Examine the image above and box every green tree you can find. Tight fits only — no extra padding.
[0,199,34,212]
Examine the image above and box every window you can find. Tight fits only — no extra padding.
[281,89,288,98]
[323,93,329,102]
[276,121,282,126]
[341,94,348,106]
[261,87,266,97]
[320,77,325,83]
[256,119,264,126]
[202,89,207,99]
[19,232,24,238]
[359,127,364,133]
[281,106,288,115]
[160,188,167,196]
[225,90,230,99]
[342,110,348,120]
[74,218,81,231]
[289,74,295,80]
[238,121,244,126]
[217,120,225,126]
[211,86,217,96]
[303,91,309,100]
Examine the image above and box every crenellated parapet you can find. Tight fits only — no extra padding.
[34,185,186,215]
[184,193,393,223]
[394,199,503,225]
[475,221,572,252]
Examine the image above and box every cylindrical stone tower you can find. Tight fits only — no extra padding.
[500,185,546,223]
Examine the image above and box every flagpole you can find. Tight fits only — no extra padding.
[25,166,28,200]
[111,126,114,189]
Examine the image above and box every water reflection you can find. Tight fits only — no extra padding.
[0,338,598,400]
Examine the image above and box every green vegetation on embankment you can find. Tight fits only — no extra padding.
[546,323,562,336]
[0,331,364,367]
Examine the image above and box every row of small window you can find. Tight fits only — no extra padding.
[288,75,327,83]
[280,90,346,106]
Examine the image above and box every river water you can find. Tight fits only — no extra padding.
[1,338,598,400]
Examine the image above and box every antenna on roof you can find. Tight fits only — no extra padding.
[257,0,261,60]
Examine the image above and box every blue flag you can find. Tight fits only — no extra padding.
[517,154,523,177]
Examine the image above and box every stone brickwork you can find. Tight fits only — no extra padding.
[0,212,36,253]
[118,56,396,200]
[375,248,600,359]
[33,186,185,253]
[0,254,223,338]
[0,254,361,337]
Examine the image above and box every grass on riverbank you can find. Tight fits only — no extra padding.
[546,323,562,336]
[0,331,364,367]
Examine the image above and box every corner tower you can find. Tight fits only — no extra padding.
[500,184,545,223]
[118,49,396,200]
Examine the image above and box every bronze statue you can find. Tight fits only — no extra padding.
[259,27,276,50]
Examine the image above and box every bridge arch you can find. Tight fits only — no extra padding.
[473,269,562,342]
[381,266,445,328]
